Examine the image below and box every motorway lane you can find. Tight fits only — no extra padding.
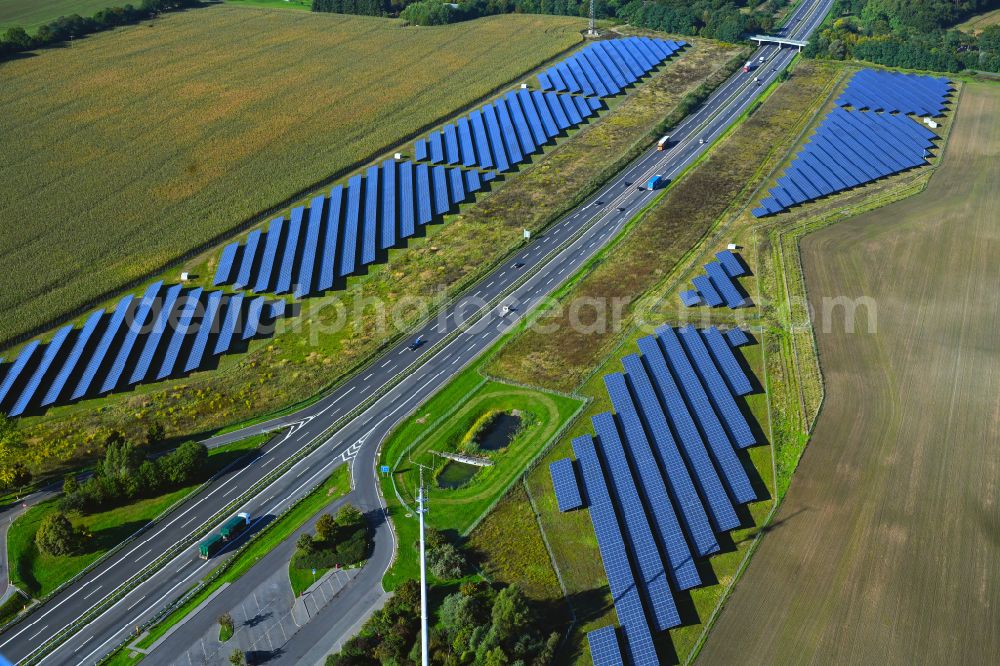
[0,2,832,662]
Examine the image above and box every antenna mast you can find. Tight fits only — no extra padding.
[588,0,596,36]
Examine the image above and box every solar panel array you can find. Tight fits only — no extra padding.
[753,72,946,218]
[682,251,752,309]
[537,37,686,98]
[836,69,951,117]
[550,458,584,512]
[587,626,624,666]
[726,327,751,347]
[0,287,284,416]
[214,159,484,297]
[566,326,763,663]
[414,90,603,173]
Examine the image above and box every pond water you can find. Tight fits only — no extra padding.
[476,413,522,451]
[436,461,479,489]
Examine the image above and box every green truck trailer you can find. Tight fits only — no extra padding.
[198,512,251,559]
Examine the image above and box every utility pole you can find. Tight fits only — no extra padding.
[417,467,429,666]
[588,0,596,36]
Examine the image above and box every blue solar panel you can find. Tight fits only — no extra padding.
[492,99,524,166]
[702,327,754,397]
[214,242,238,286]
[270,300,286,320]
[620,355,719,557]
[705,261,749,309]
[636,335,740,532]
[606,39,643,79]
[554,62,578,93]
[72,294,134,400]
[213,293,245,356]
[726,327,751,347]
[572,435,663,666]
[469,109,494,170]
[680,290,702,307]
[837,69,950,116]
[128,284,182,386]
[399,161,415,238]
[464,169,481,194]
[531,90,559,138]
[715,250,747,278]
[155,288,203,381]
[233,229,262,290]
[183,290,223,373]
[8,325,74,416]
[0,340,41,410]
[381,159,397,251]
[317,186,342,293]
[414,138,428,162]
[100,281,163,393]
[591,411,679,631]
[415,163,433,225]
[565,57,596,97]
[605,373,704,586]
[456,118,476,168]
[431,165,450,215]
[275,207,304,294]
[295,196,325,298]
[549,458,583,512]
[559,92,583,125]
[443,124,460,165]
[544,92,570,130]
[513,90,546,147]
[253,217,285,293]
[41,308,104,407]
[429,131,444,164]
[654,326,755,504]
[581,48,618,96]
[340,175,363,276]
[360,165,380,266]
[678,325,755,449]
[692,275,723,307]
[242,297,266,340]
[587,626,624,666]
[448,167,465,204]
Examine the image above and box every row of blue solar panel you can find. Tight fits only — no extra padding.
[753,105,939,217]
[537,36,685,99]
[214,160,489,297]
[0,288,282,417]
[414,90,603,172]
[682,251,752,309]
[566,325,760,663]
[837,69,951,118]
[549,458,583,512]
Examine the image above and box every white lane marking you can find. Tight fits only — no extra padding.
[223,485,240,498]
[380,359,392,368]
[28,625,49,641]
[82,586,102,601]
[451,356,462,365]
[363,373,374,381]
[261,457,275,468]
[135,549,152,562]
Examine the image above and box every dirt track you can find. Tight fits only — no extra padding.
[698,83,1000,665]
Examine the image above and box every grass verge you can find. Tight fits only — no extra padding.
[7,435,266,599]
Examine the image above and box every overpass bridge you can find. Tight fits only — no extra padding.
[750,34,809,50]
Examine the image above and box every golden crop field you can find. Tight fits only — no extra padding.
[0,5,584,348]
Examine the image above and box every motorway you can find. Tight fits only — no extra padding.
[0,1,832,662]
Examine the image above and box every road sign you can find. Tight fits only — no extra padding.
[523,229,531,239]
[380,465,390,474]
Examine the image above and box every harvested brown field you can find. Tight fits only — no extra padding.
[0,5,584,348]
[698,82,1000,664]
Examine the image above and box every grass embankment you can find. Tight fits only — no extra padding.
[288,563,326,598]
[470,60,845,665]
[122,463,350,656]
[18,36,737,483]
[6,435,266,599]
[378,363,583,590]
[698,82,993,666]
[0,6,585,348]
[956,6,1000,34]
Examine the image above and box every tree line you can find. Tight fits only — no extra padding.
[805,0,1000,73]
[0,0,201,59]
[316,0,785,38]
[292,503,372,570]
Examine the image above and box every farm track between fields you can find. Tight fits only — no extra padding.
[0,5,585,349]
[698,81,1000,665]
